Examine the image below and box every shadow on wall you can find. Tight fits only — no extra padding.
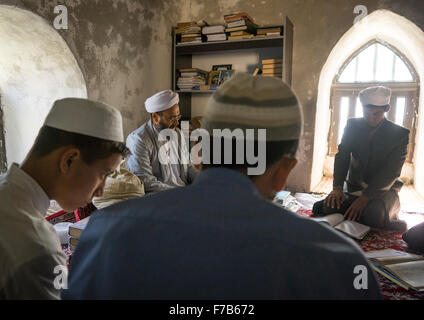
[312,9,424,196]
[0,5,87,166]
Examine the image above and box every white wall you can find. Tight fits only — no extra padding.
[312,10,424,194]
[0,5,87,165]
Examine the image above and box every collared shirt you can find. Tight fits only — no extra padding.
[0,164,67,299]
[153,125,185,188]
[64,167,381,299]
[126,120,199,193]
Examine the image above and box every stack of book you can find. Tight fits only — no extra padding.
[256,25,283,38]
[224,12,258,40]
[175,20,208,44]
[202,25,227,42]
[68,216,90,252]
[177,68,208,90]
[261,58,283,78]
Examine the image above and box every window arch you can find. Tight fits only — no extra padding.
[328,41,419,167]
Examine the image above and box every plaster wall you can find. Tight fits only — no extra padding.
[0,5,86,164]
[1,0,423,191]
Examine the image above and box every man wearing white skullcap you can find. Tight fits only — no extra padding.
[126,90,198,193]
[314,85,409,231]
[64,74,380,299]
[0,98,129,300]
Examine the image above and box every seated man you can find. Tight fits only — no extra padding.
[64,74,380,299]
[0,98,128,299]
[313,86,409,231]
[126,90,199,193]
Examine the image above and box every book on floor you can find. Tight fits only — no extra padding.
[364,249,424,291]
[311,213,370,240]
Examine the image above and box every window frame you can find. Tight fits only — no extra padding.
[328,40,420,164]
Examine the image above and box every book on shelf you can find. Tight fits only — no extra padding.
[68,216,90,239]
[229,30,252,36]
[179,68,208,78]
[224,12,254,23]
[311,213,370,240]
[228,34,255,41]
[262,68,283,74]
[364,249,424,291]
[179,38,202,44]
[177,20,208,27]
[181,33,203,38]
[175,26,202,34]
[262,63,283,69]
[262,58,283,65]
[207,33,227,42]
[202,25,225,35]
[227,19,258,30]
[256,25,283,35]
[225,25,256,34]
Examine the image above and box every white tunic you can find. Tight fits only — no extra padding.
[0,164,67,299]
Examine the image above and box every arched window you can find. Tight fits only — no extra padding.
[328,41,419,165]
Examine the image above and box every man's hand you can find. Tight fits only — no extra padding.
[344,195,370,221]
[324,189,346,210]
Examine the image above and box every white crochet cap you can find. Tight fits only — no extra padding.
[145,90,179,113]
[359,86,391,107]
[202,73,303,141]
[44,97,124,142]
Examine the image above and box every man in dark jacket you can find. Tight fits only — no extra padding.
[313,86,409,231]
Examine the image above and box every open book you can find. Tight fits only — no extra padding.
[311,213,370,240]
[364,249,424,291]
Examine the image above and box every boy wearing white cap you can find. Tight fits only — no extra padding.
[0,98,129,299]
[313,86,409,231]
[126,90,198,193]
[64,74,380,299]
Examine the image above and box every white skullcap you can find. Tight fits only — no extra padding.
[145,90,179,113]
[202,73,303,141]
[359,86,391,107]
[44,98,124,142]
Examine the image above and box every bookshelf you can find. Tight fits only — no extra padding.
[172,16,294,120]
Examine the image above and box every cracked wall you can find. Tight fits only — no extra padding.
[1,0,423,191]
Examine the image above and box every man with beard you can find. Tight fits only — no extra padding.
[126,90,199,193]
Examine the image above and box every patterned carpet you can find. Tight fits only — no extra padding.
[358,230,424,300]
[311,176,424,299]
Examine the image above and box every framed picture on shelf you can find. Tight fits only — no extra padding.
[208,71,221,86]
[218,70,235,85]
[212,64,232,71]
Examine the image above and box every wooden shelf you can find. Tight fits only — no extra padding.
[176,90,216,93]
[176,36,284,55]
[172,16,293,119]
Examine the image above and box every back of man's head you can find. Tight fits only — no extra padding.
[199,73,303,197]
[200,73,303,173]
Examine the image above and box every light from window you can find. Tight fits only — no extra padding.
[375,44,394,81]
[355,98,363,118]
[338,42,414,83]
[396,97,406,126]
[338,97,350,144]
[357,45,375,82]
[394,57,413,81]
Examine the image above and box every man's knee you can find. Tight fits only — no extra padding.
[360,200,386,228]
